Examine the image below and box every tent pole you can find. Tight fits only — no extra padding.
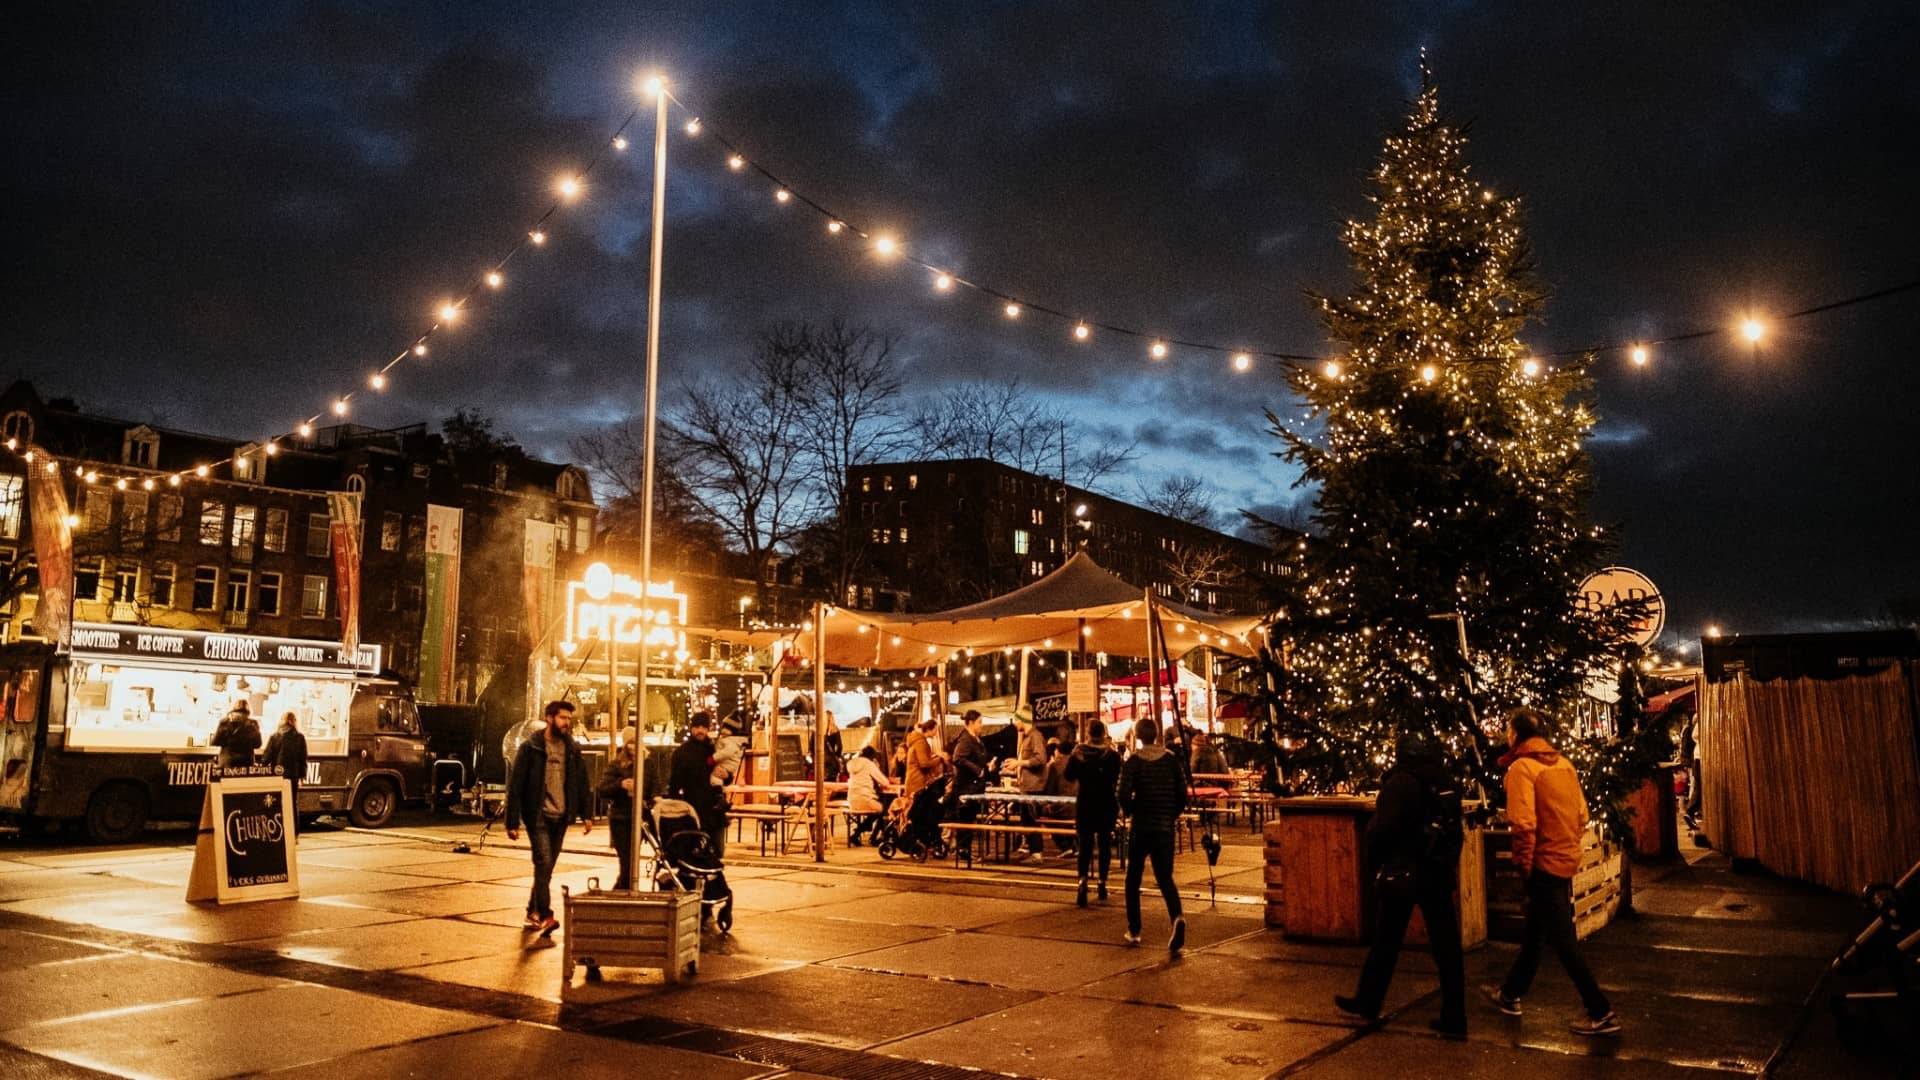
[1204,645,1216,735]
[1017,647,1030,711]
[1144,589,1158,752]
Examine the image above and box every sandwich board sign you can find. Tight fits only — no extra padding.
[1066,669,1099,714]
[185,769,300,904]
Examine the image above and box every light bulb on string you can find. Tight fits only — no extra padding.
[114,478,127,491]
[640,74,664,98]
[684,118,701,136]
[485,271,503,289]
[1149,341,1168,359]
[934,273,953,291]
[1741,317,1765,343]
[297,423,312,438]
[264,442,278,456]
[529,230,546,245]
[1323,360,1342,379]
[414,343,428,357]
[872,234,897,257]
[370,373,386,390]
[612,136,628,152]
[194,465,209,478]
[1074,323,1090,341]
[826,220,843,234]
[333,399,348,416]
[167,474,180,486]
[1521,358,1541,378]
[556,176,581,201]
[774,188,791,203]
[1232,353,1251,372]
[728,155,745,170]
[1003,302,1021,318]
[141,478,155,491]
[438,303,460,323]
[1631,345,1649,366]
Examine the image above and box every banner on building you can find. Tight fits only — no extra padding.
[326,491,363,654]
[418,504,462,703]
[522,518,559,721]
[26,463,74,647]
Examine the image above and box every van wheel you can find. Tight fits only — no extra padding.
[85,783,149,844]
[348,779,397,828]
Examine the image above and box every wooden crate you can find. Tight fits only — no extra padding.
[560,885,701,990]
[1407,823,1487,950]
[1484,826,1623,942]
[1276,797,1371,942]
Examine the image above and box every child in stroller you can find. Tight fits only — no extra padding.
[874,776,951,861]
[647,797,734,932]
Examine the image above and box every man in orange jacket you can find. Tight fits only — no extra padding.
[1482,708,1621,1037]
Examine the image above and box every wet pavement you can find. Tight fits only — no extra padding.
[0,813,1897,1078]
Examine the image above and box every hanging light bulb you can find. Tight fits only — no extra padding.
[1232,353,1251,372]
[168,474,181,486]
[1521,358,1542,378]
[556,176,581,200]
[297,423,312,438]
[1322,360,1342,379]
[1741,317,1765,343]
[1421,364,1439,383]
[485,271,503,289]
[684,118,701,136]
[1074,323,1090,341]
[934,273,953,291]
[612,135,628,152]
[774,188,791,203]
[414,343,428,357]
[141,478,155,491]
[1003,302,1021,318]
[640,74,664,98]
[826,220,844,234]
[728,154,745,170]
[1150,341,1168,359]
[438,303,460,323]
[872,233,897,256]
[370,372,387,390]
[114,477,128,491]
[1630,345,1649,366]
[529,230,547,245]
[194,465,209,478]
[332,399,348,416]
[264,442,278,456]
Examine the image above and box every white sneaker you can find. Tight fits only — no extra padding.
[1024,852,1046,865]
[1123,930,1141,945]
[1010,846,1032,859]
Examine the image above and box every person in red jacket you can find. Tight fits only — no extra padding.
[1482,708,1621,1037]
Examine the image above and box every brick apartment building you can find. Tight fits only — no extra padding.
[844,458,1289,614]
[0,381,597,718]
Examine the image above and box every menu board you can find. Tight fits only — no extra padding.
[773,733,807,782]
[185,775,300,904]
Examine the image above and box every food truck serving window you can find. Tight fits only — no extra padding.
[65,662,351,756]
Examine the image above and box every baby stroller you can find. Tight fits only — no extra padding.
[1827,857,1920,1054]
[876,776,951,862]
[645,797,734,933]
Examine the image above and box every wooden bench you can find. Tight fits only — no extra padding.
[729,805,808,856]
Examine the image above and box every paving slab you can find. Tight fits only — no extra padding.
[831,930,1161,992]
[1297,1029,1745,1078]
[400,937,797,1003]
[805,889,1060,928]
[110,897,413,943]
[1202,928,1371,969]
[3,880,207,924]
[313,881,535,918]
[298,844,505,871]
[1587,915,1844,960]
[719,877,896,914]
[622,964,1036,1048]
[988,905,1260,950]
[362,854,561,883]
[878,994,1346,1078]
[246,913,528,969]
[1075,952,1438,1025]
[11,847,190,869]
[706,909,944,963]
[6,983,497,1080]
[293,866,466,896]
[0,930,121,972]
[264,1020,774,1080]
[0,870,140,904]
[0,952,282,1033]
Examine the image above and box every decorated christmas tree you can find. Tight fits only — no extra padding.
[1260,69,1648,814]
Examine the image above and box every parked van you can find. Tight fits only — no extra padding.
[0,624,431,842]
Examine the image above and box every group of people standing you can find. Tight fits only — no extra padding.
[211,701,309,825]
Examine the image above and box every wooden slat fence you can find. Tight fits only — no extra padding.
[1699,663,1920,894]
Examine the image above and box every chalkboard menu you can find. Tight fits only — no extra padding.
[773,733,807,782]
[1031,693,1069,725]
[185,776,300,904]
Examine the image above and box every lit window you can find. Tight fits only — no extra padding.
[199,500,224,545]
[882,475,894,492]
[899,528,909,544]
[231,505,256,549]
[263,508,288,552]
[861,476,871,493]
[0,475,21,539]
[907,474,918,490]
[1013,529,1031,555]
[300,575,328,618]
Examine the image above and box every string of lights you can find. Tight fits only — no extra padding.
[11,69,1918,496]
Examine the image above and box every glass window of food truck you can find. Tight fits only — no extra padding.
[64,661,350,755]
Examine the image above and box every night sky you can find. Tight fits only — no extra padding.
[6,3,1917,644]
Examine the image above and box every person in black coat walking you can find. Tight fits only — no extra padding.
[212,702,261,769]
[261,712,309,832]
[1335,731,1468,1037]
[506,701,592,936]
[1066,719,1122,907]
[1118,716,1188,951]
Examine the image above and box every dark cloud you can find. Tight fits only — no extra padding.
[6,1,1917,638]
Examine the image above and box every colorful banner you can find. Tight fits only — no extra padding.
[418,504,462,703]
[26,465,74,647]
[521,518,558,721]
[326,491,363,654]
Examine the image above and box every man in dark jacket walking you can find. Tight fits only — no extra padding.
[261,712,309,834]
[668,712,726,855]
[1119,716,1187,951]
[506,701,591,937]
[1066,719,1122,907]
[1335,732,1467,1037]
